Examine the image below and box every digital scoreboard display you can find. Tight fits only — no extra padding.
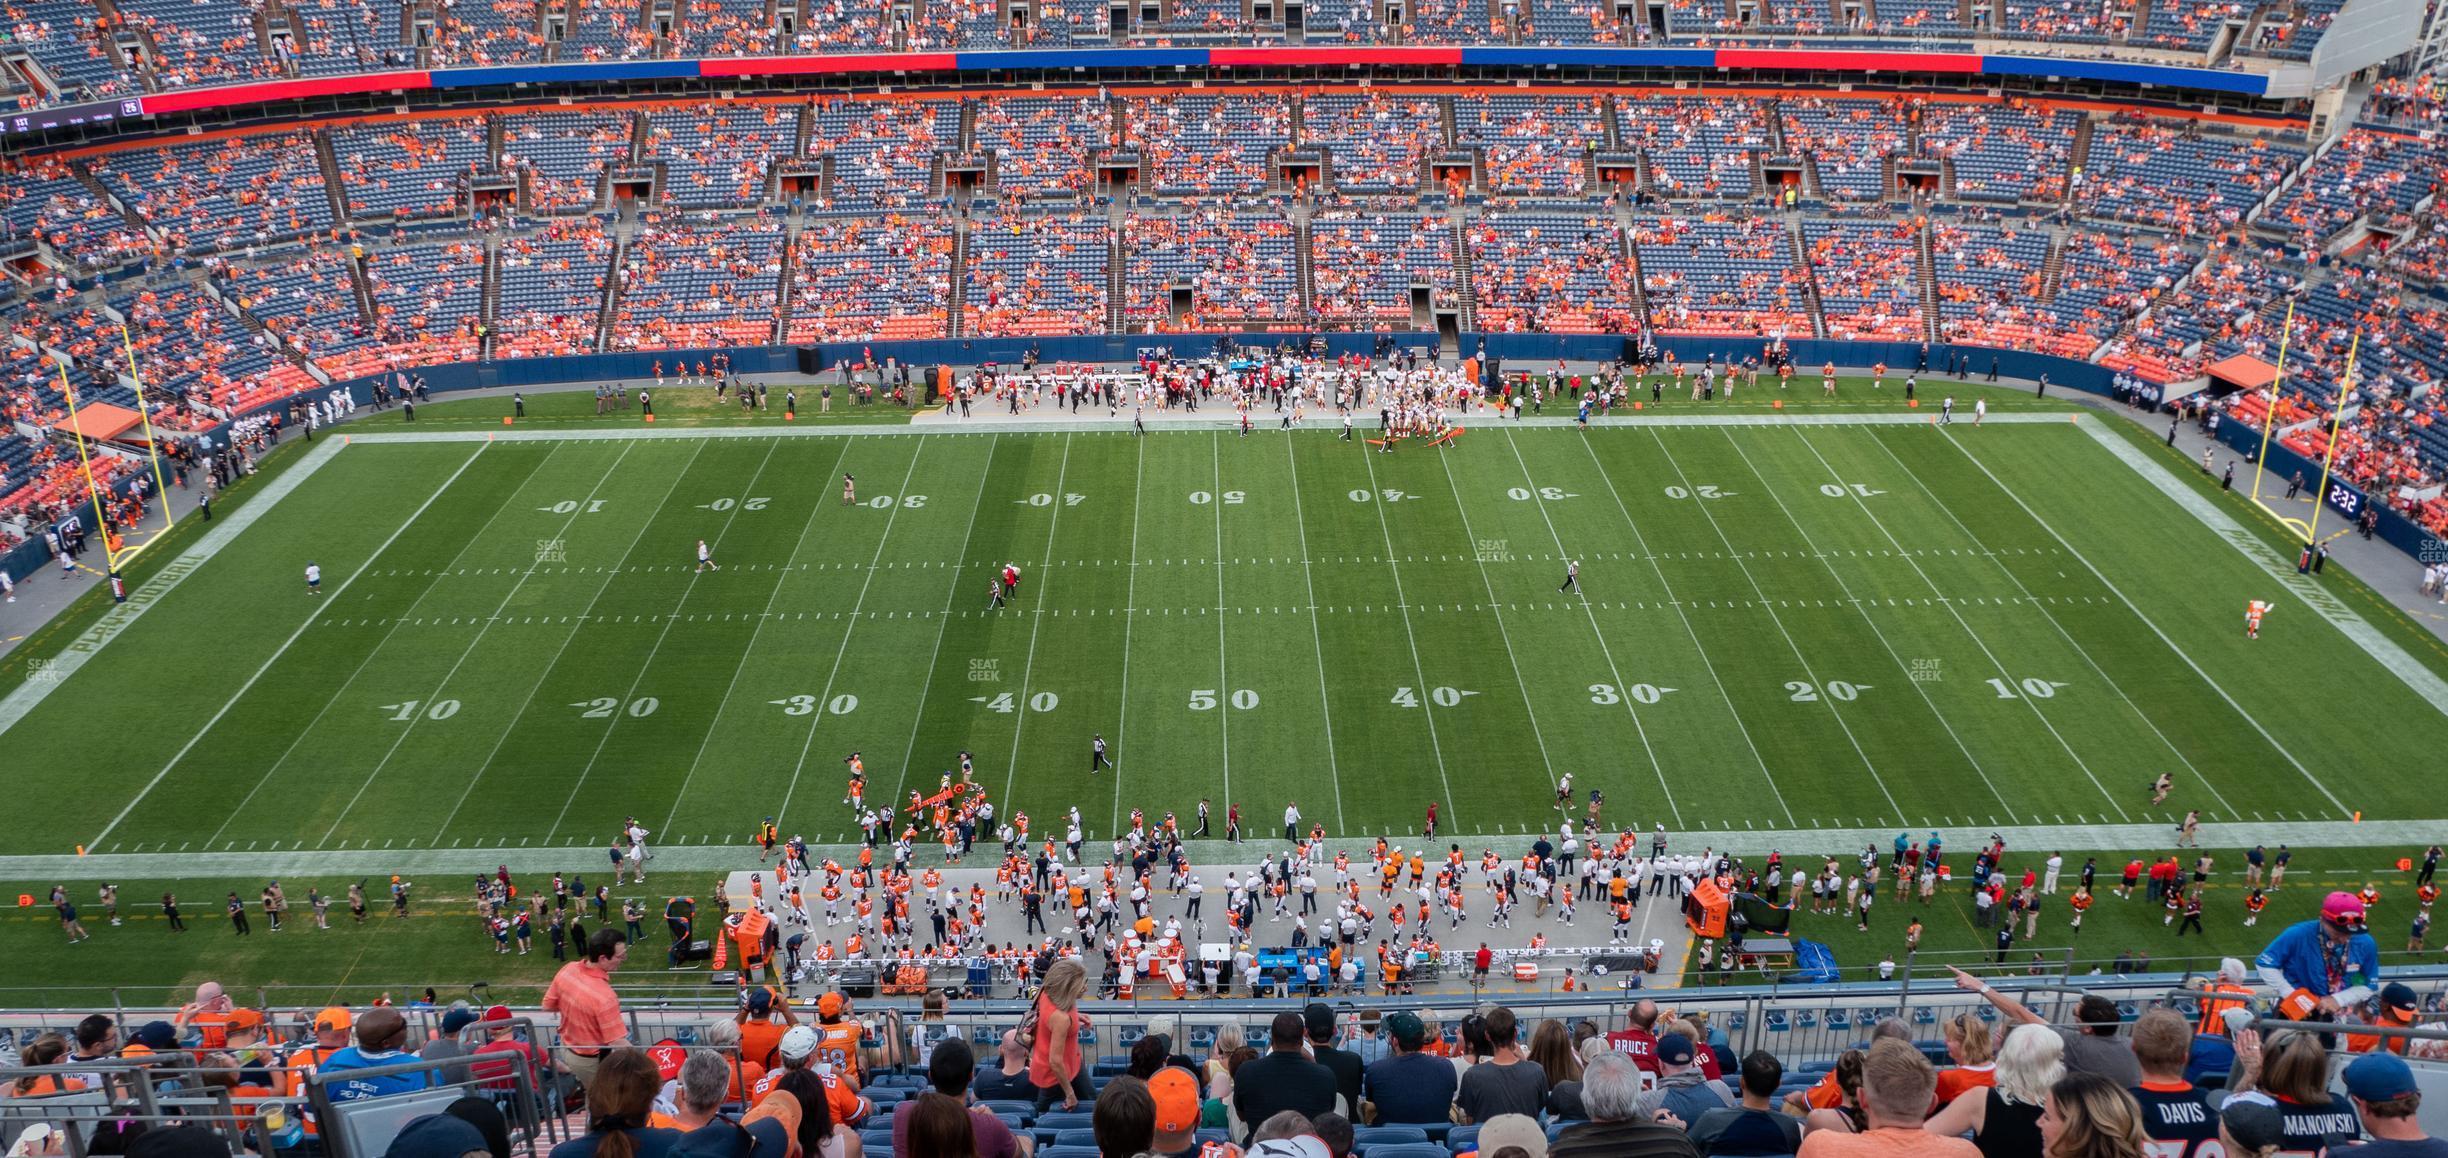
[7,98,142,135]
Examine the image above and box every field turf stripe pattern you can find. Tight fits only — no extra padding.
[5,424,2442,861]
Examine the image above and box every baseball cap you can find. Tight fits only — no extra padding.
[742,1089,803,1141]
[747,989,773,1014]
[2381,983,2419,1015]
[1149,1067,1201,1134]
[2323,891,2368,929]
[2345,1052,2420,1102]
[1386,1011,1427,1049]
[481,1005,514,1024]
[439,1008,478,1036]
[817,993,845,1018]
[2221,1098,2286,1152]
[381,1114,489,1158]
[778,1025,821,1061]
[1656,1033,1697,1067]
[130,1021,178,1051]
[314,1006,354,1032]
[1303,1003,1336,1040]
[1476,1113,1550,1158]
[224,1009,265,1034]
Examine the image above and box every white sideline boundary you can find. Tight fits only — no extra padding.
[339,411,2082,444]
[0,435,351,741]
[0,818,2435,882]
[2075,420,2448,720]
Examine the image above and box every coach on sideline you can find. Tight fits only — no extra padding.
[545,929,633,1089]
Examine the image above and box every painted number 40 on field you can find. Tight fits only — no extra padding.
[1392,686,1475,707]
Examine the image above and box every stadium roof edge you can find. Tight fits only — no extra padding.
[114,46,2271,122]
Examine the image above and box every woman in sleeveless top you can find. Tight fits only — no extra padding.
[1028,959,1094,1114]
[1924,1023,2064,1158]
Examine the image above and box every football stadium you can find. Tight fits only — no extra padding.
[4,1,2448,1155]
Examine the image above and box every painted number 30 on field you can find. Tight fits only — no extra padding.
[771,694,861,716]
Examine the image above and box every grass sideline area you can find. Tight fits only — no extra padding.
[0,845,2429,1005]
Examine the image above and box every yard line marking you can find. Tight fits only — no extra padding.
[2076,420,2448,718]
[0,434,352,741]
[1712,432,2021,822]
[1209,434,1233,824]
[999,434,1074,810]
[1356,435,1460,829]
[1108,435,1148,839]
[542,437,789,844]
[1634,429,1911,823]
[87,439,492,854]
[1505,430,1773,825]
[210,439,580,846]
[428,439,712,842]
[1281,436,1346,833]
[1424,435,1584,819]
[1786,429,2130,821]
[1942,429,2354,818]
[315,444,646,841]
[1862,429,2235,819]
[769,437,920,832]
[662,436,864,836]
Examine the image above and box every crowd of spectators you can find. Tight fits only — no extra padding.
[1624,97,1771,200]
[492,217,615,360]
[2078,121,2303,238]
[965,208,1110,335]
[2261,128,2448,250]
[1124,208,1299,328]
[1455,95,1605,197]
[1127,94,1290,199]
[1635,214,1813,336]
[1303,94,1443,194]
[647,103,801,209]
[976,97,1114,200]
[331,116,493,222]
[613,216,787,349]
[1469,213,1643,333]
[1804,217,1922,340]
[91,131,334,255]
[1778,98,1910,203]
[1310,211,1455,326]
[1916,99,2078,204]
[785,212,952,341]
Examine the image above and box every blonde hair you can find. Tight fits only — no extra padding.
[1212,1022,1246,1059]
[1041,959,1090,1009]
[2258,1031,2335,1106]
[1946,1013,1996,1066]
[1996,1023,2067,1106]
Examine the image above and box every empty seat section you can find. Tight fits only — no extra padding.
[1623,96,1769,199]
[647,103,801,209]
[808,98,958,209]
[1123,210,1298,329]
[1309,211,1453,327]
[966,210,1108,335]
[975,96,1111,199]
[331,116,491,221]
[493,218,615,358]
[1636,215,1810,335]
[2081,123,2304,235]
[1916,101,2078,204]
[785,213,951,341]
[1454,95,1602,197]
[1778,97,1908,202]
[1126,94,1287,199]
[1306,94,1441,194]
[504,111,634,211]
[1467,212,1639,332]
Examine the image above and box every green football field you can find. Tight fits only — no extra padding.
[5,405,2446,868]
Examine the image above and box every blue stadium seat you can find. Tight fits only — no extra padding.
[1365,1145,1452,1158]
[1053,1130,1099,1148]
[1041,1148,1103,1158]
[1353,1127,1430,1147]
[1448,1124,1480,1153]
